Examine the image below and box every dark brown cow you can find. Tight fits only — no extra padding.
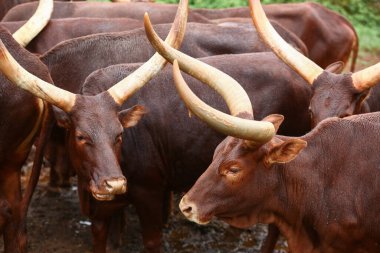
[40,20,307,188]
[0,1,54,251]
[2,17,143,54]
[249,0,379,128]
[2,1,358,71]
[0,0,79,19]
[172,59,380,253]
[0,27,52,253]
[2,1,210,23]
[193,3,359,71]
[0,1,187,252]
[2,17,307,55]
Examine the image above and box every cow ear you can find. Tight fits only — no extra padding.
[118,105,147,128]
[262,114,284,133]
[52,106,71,129]
[325,61,345,74]
[264,138,307,168]
[354,89,370,113]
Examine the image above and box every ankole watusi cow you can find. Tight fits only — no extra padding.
[0,0,54,251]
[1,16,305,55]
[2,1,210,23]
[170,41,380,253]
[4,0,53,48]
[2,1,358,71]
[40,19,307,188]
[194,2,359,72]
[0,1,187,252]
[249,0,380,128]
[2,17,143,54]
[173,54,380,252]
[0,28,52,253]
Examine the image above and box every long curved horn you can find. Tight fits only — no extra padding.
[352,62,380,91]
[144,14,253,117]
[107,0,188,105]
[249,0,323,85]
[0,40,76,112]
[172,60,275,144]
[12,0,54,47]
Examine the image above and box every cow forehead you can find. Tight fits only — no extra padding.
[313,72,356,94]
[70,93,123,135]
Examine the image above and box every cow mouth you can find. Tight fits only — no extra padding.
[91,192,115,201]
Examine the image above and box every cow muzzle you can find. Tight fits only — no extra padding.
[90,177,127,201]
[179,195,210,225]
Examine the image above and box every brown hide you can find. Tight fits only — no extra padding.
[2,17,307,56]
[181,112,380,253]
[0,27,53,252]
[2,1,210,23]
[195,3,358,71]
[2,18,143,54]
[0,0,80,20]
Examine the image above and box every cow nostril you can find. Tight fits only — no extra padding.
[182,206,192,214]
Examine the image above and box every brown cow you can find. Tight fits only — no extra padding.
[2,17,307,55]
[2,1,210,23]
[2,17,143,54]
[0,27,52,253]
[0,1,187,252]
[0,1,54,251]
[249,0,379,128]
[193,3,359,71]
[174,55,380,252]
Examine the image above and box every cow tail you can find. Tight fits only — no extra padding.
[20,103,54,218]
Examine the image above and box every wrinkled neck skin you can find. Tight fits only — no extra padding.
[310,71,369,128]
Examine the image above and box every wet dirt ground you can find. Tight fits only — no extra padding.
[1,163,288,253]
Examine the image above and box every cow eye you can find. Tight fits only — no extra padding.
[76,134,91,145]
[227,166,241,175]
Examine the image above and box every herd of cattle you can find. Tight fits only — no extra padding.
[0,0,379,252]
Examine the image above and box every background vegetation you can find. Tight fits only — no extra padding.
[156,0,380,52]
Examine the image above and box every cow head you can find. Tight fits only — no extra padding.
[0,0,188,203]
[179,118,305,228]
[250,0,380,127]
[167,60,306,228]
[53,94,146,201]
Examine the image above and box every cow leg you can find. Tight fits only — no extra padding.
[0,162,26,253]
[106,209,125,253]
[132,187,164,253]
[91,217,111,253]
[259,224,280,253]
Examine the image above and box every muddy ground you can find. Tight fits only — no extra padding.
[1,50,379,253]
[1,163,288,253]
